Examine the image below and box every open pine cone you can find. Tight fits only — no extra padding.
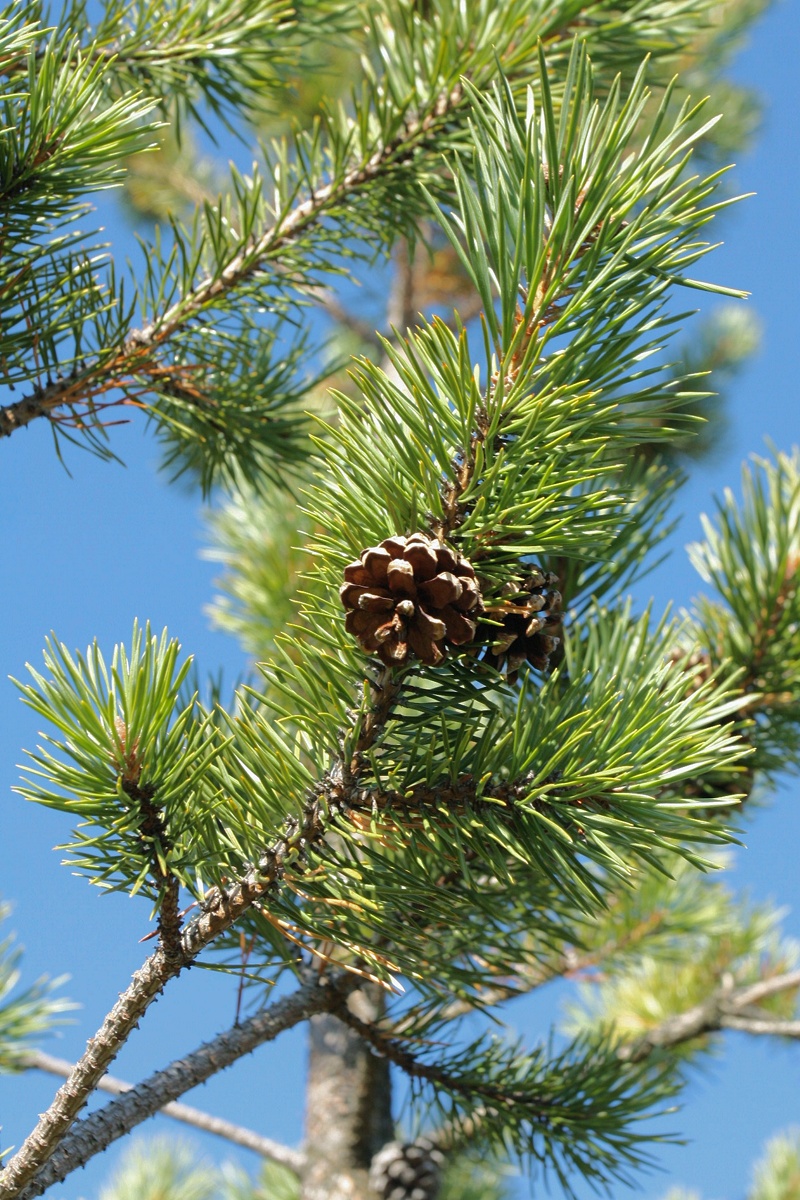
[482,568,562,680]
[340,533,482,666]
[369,1138,444,1200]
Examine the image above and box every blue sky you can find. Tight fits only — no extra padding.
[1,3,799,1197]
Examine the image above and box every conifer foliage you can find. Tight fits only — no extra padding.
[0,2,798,1200]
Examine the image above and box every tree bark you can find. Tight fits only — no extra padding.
[301,986,394,1200]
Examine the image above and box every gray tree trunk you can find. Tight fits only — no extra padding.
[301,986,393,1200]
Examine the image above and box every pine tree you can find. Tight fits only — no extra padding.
[0,3,798,1200]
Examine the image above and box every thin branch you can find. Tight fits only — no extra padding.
[720,1015,800,1037]
[438,909,673,1021]
[617,995,723,1062]
[0,84,463,440]
[331,995,549,1115]
[15,977,351,1200]
[24,1050,305,1175]
[0,744,749,1194]
[122,773,184,964]
[727,968,800,1008]
[0,949,182,1198]
[425,970,800,1157]
[308,286,385,349]
[386,237,423,335]
[618,968,800,1062]
[0,803,324,1198]
[0,8,299,81]
[1,663,405,1197]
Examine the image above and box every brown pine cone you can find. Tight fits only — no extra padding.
[369,1138,445,1200]
[340,533,482,667]
[481,568,562,681]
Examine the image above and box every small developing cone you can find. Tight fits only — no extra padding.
[481,568,562,682]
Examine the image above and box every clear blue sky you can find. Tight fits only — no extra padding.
[1,4,799,1197]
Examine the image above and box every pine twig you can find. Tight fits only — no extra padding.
[330,995,550,1115]
[618,968,800,1062]
[0,811,324,1198]
[720,1015,800,1036]
[729,971,800,1007]
[24,1050,305,1175]
[0,84,463,441]
[423,969,800,1156]
[437,910,672,1021]
[14,976,355,1200]
[1,662,406,1197]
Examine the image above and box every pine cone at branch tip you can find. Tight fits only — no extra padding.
[369,1138,445,1200]
[340,533,482,667]
[480,567,562,680]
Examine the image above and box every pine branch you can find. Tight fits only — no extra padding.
[427,849,794,1029]
[438,908,676,1021]
[123,775,184,963]
[0,0,721,449]
[0,80,463,442]
[326,993,685,1195]
[0,830,322,1197]
[720,1015,800,1037]
[730,972,800,1008]
[690,451,800,777]
[221,601,745,993]
[424,972,800,1159]
[13,976,348,1200]
[23,1050,305,1175]
[308,286,385,348]
[3,0,353,130]
[4,648,404,1195]
[331,999,539,1110]
[618,968,800,1062]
